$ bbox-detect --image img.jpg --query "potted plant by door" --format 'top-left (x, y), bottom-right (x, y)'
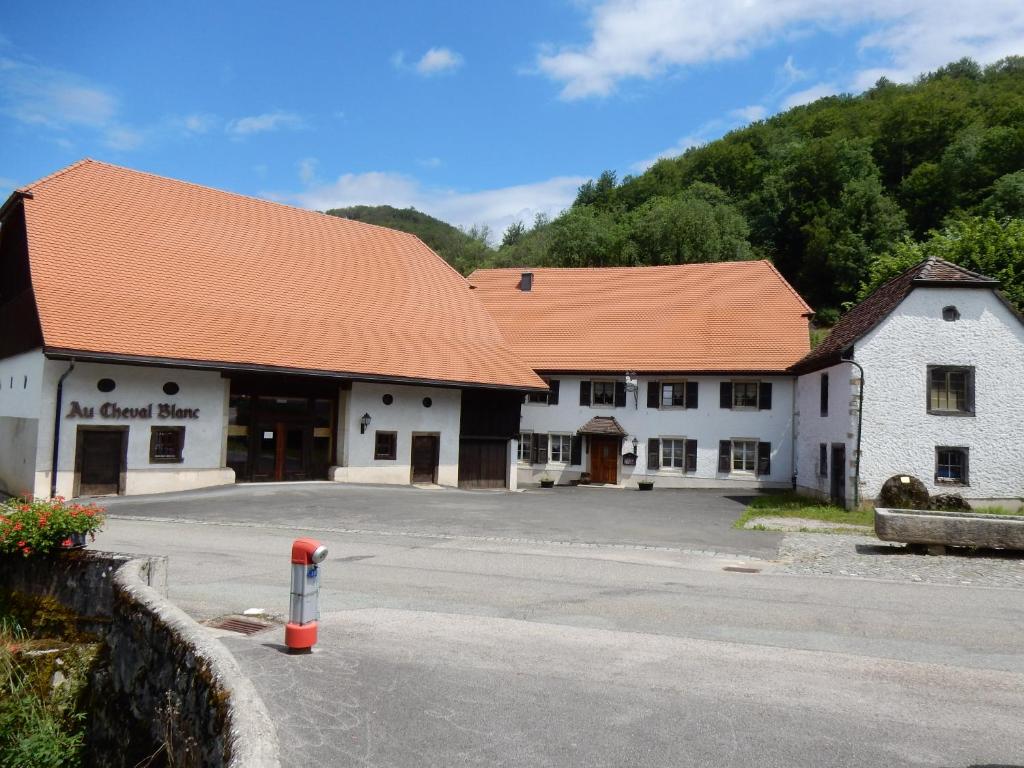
top-left (637, 477), bottom-right (655, 491)
top-left (539, 474), bottom-right (555, 489)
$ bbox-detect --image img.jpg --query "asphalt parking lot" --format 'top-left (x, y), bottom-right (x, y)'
top-left (99, 482), bottom-right (783, 558)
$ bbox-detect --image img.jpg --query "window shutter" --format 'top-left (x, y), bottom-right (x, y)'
top-left (720, 382), bottom-right (732, 409)
top-left (535, 433), bottom-right (549, 463)
top-left (579, 380), bottom-right (591, 406)
top-left (549, 379), bottom-right (560, 405)
top-left (647, 381), bottom-right (660, 408)
top-left (966, 368), bottom-right (975, 414)
top-left (685, 439), bottom-right (698, 472)
top-left (819, 443), bottom-right (828, 477)
top-left (718, 441), bottom-right (731, 472)
top-left (615, 381), bottom-right (627, 408)
top-left (570, 435), bottom-right (582, 466)
top-left (757, 442), bottom-right (771, 476)
top-left (647, 438), bottom-right (660, 470)
top-left (758, 382), bottom-right (773, 410)
top-left (685, 381), bottom-right (698, 409)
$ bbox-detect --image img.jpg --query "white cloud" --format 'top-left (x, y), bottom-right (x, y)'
top-left (730, 104), bottom-right (767, 123)
top-left (535, 0), bottom-right (1024, 99)
top-left (417, 157), bottom-right (443, 169)
top-left (0, 57), bottom-right (117, 128)
top-left (415, 47), bottom-right (464, 76)
top-left (104, 126), bottom-right (145, 151)
top-left (289, 171), bottom-right (586, 243)
top-left (226, 110), bottom-right (304, 137)
top-left (297, 157), bottom-right (319, 184)
top-left (781, 82), bottom-right (839, 109)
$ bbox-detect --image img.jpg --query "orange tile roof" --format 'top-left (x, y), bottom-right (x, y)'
top-left (14, 160), bottom-right (545, 390)
top-left (468, 262), bottom-right (812, 373)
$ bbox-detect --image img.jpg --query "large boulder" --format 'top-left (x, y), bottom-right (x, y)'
top-left (878, 475), bottom-right (931, 510)
top-left (930, 493), bottom-right (972, 512)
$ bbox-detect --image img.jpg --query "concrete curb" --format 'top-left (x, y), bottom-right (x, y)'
top-left (114, 559), bottom-right (281, 768)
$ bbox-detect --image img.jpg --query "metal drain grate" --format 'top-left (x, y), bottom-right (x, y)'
top-left (722, 566), bottom-right (761, 574)
top-left (209, 617), bottom-right (274, 636)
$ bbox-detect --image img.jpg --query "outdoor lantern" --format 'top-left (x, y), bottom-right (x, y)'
top-left (632, 437), bottom-right (639, 454)
top-left (360, 413), bottom-right (371, 434)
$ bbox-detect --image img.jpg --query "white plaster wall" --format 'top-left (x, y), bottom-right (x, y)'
top-left (794, 362), bottom-right (858, 503)
top-left (331, 382), bottom-right (461, 487)
top-left (517, 376), bottom-right (794, 488)
top-left (855, 287), bottom-right (1024, 503)
top-left (0, 349), bottom-right (45, 495)
top-left (35, 360), bottom-right (233, 498)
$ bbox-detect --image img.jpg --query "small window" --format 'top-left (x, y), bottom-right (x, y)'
top-left (382, 393), bottom-right (394, 405)
top-left (591, 381), bottom-right (615, 406)
top-left (661, 383), bottom-right (686, 408)
top-left (731, 440), bottom-right (757, 472)
top-left (661, 438), bottom-right (686, 469)
top-left (820, 373), bottom-right (829, 417)
top-left (150, 426), bottom-right (184, 463)
top-left (163, 381), bottom-right (180, 396)
top-left (550, 434), bottom-right (572, 463)
top-left (927, 366), bottom-right (974, 415)
top-left (819, 443), bottom-right (828, 477)
top-left (527, 378), bottom-right (559, 405)
top-left (518, 432), bottom-right (533, 463)
top-left (374, 431), bottom-right (397, 461)
top-left (97, 378), bottom-right (116, 393)
top-left (422, 397), bottom-right (432, 408)
top-left (732, 382), bottom-right (758, 409)
top-left (936, 447), bottom-right (968, 485)
top-left (942, 306), bottom-right (960, 322)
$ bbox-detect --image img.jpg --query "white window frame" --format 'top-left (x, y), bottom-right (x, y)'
top-left (731, 439), bottom-right (757, 473)
top-left (550, 433), bottom-right (572, 463)
top-left (518, 432), bottom-right (533, 464)
top-left (591, 380), bottom-right (616, 407)
top-left (660, 437), bottom-right (687, 470)
top-left (660, 381), bottom-right (688, 409)
top-left (732, 381), bottom-right (759, 410)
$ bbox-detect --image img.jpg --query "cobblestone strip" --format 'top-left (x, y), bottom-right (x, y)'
top-left (775, 532), bottom-right (1024, 589)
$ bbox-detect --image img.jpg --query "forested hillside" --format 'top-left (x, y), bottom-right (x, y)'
top-left (330, 57), bottom-right (1024, 316)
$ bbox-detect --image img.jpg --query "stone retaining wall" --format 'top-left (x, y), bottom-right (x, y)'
top-left (0, 550), bottom-right (280, 768)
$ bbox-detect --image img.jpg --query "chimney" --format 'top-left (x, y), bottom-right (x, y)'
top-left (519, 271), bottom-right (534, 292)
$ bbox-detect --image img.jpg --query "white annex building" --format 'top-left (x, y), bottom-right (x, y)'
top-left (2, 160), bottom-right (1022, 507)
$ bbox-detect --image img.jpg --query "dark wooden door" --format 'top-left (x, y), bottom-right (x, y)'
top-left (830, 445), bottom-right (846, 507)
top-left (590, 436), bottom-right (619, 484)
top-left (411, 435), bottom-right (439, 484)
top-left (458, 439), bottom-right (507, 489)
top-left (77, 428), bottom-right (126, 496)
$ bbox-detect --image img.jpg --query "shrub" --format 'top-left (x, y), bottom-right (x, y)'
top-left (0, 497), bottom-right (105, 557)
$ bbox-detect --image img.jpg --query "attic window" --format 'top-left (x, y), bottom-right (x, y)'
top-left (942, 306), bottom-right (960, 322)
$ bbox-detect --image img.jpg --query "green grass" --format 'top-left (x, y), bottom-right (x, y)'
top-left (971, 505), bottom-right (1021, 516)
top-left (734, 492), bottom-right (874, 530)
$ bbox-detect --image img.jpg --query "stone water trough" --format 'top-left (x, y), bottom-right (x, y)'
top-left (875, 507), bottom-right (1024, 551)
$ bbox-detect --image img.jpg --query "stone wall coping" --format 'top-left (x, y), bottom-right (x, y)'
top-left (114, 558), bottom-right (281, 768)
top-left (875, 507), bottom-right (1024, 522)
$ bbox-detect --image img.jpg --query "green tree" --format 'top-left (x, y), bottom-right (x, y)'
top-left (546, 206), bottom-right (628, 267)
top-left (501, 220), bottom-right (526, 248)
top-left (860, 217), bottom-right (1024, 310)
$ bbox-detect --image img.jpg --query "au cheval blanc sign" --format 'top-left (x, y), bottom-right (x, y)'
top-left (65, 401), bottom-right (200, 420)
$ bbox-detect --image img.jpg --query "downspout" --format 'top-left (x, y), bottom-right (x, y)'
top-left (50, 359), bottom-right (75, 499)
top-left (841, 356), bottom-right (865, 509)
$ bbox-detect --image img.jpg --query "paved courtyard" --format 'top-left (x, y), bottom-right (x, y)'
top-left (93, 482), bottom-right (1024, 768)
top-left (100, 482), bottom-right (782, 558)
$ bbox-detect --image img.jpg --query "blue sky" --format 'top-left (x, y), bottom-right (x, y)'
top-left (2, 1), bottom-right (1023, 240)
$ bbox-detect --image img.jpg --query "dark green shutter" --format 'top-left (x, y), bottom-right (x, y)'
top-left (614, 381), bottom-right (627, 407)
top-left (535, 434), bottom-right (548, 464)
top-left (718, 440), bottom-right (731, 473)
top-left (647, 381), bottom-right (660, 408)
top-left (720, 382), bottom-right (732, 409)
top-left (758, 382), bottom-right (773, 410)
top-left (549, 379), bottom-right (560, 405)
top-left (579, 380), bottom-right (591, 406)
top-left (966, 368), bottom-right (975, 414)
top-left (685, 381), bottom-right (698, 409)
top-left (530, 435), bottom-right (539, 464)
top-left (757, 442), bottom-right (771, 476)
top-left (684, 439), bottom-right (697, 472)
top-left (647, 438), bottom-right (660, 470)
top-left (819, 443), bottom-right (828, 477)
top-left (570, 435), bottom-right (582, 466)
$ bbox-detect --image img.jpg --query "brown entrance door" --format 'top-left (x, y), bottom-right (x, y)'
top-left (76, 428), bottom-right (127, 496)
top-left (411, 435), bottom-right (439, 484)
top-left (256, 422), bottom-right (309, 481)
top-left (458, 438), bottom-right (507, 489)
top-left (830, 445), bottom-right (846, 507)
top-left (590, 436), bottom-right (619, 484)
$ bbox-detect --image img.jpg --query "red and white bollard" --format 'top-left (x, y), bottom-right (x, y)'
top-left (285, 538), bottom-right (328, 653)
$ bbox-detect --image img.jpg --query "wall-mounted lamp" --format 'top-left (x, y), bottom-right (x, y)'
top-left (631, 437), bottom-right (638, 454)
top-left (360, 413), bottom-right (371, 434)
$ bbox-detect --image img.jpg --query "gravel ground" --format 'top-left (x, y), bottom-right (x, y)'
top-left (776, 532), bottom-right (1024, 589)
top-left (744, 516), bottom-right (872, 533)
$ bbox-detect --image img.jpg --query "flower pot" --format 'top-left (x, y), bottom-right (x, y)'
top-left (62, 532), bottom-right (88, 549)
top-left (637, 481), bottom-right (654, 491)
top-left (540, 479), bottom-right (555, 489)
